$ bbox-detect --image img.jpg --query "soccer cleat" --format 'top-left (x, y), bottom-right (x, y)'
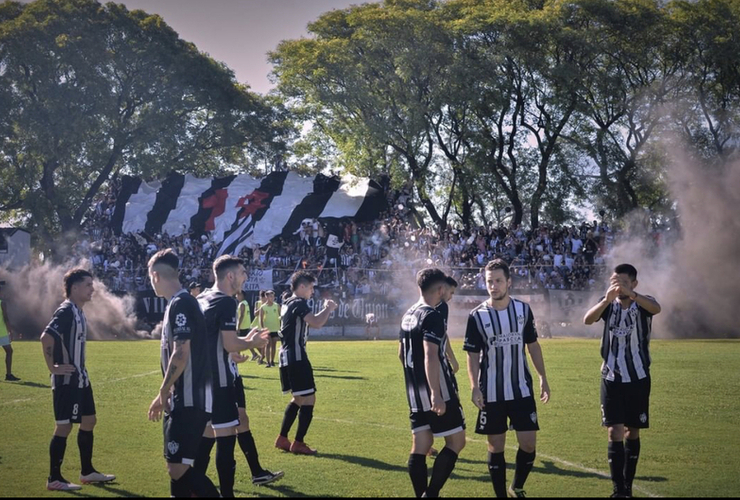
top-left (47, 480), bottom-right (82, 491)
top-left (250, 353), bottom-right (259, 361)
top-left (5, 374), bottom-right (20, 381)
top-left (609, 492), bottom-right (627, 498)
top-left (79, 471), bottom-right (116, 484)
top-left (426, 446), bottom-right (438, 457)
top-left (508, 485), bottom-right (527, 498)
top-left (252, 470), bottom-right (284, 486)
top-left (289, 440), bottom-right (317, 455)
top-left (274, 435), bottom-right (292, 452)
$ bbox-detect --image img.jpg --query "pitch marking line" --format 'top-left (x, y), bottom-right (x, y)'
top-left (1, 370), bottom-right (160, 407)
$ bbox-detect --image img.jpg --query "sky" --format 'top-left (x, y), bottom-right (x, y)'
top-left (115, 0), bottom-right (364, 94)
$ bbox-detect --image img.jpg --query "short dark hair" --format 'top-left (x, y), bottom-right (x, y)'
top-left (416, 268), bottom-right (447, 293)
top-left (148, 248), bottom-right (179, 271)
top-left (614, 263), bottom-right (637, 280)
top-left (259, 290), bottom-right (267, 299)
top-left (290, 270), bottom-right (316, 291)
top-left (485, 259), bottom-right (510, 280)
top-left (445, 275), bottom-right (458, 288)
top-left (63, 268), bottom-right (93, 299)
top-left (213, 255), bottom-right (243, 280)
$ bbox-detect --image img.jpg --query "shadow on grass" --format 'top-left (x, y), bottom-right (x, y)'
top-left (314, 374), bottom-right (366, 381)
top-left (317, 452), bottom-right (406, 473)
top-left (312, 367), bottom-right (360, 374)
top-left (237, 483), bottom-right (337, 498)
top-left (451, 459), bottom-right (668, 484)
top-left (84, 482), bottom-right (140, 498)
top-left (7, 380), bottom-right (49, 389)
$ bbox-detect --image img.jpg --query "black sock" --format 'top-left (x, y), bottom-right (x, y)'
top-left (216, 435), bottom-right (237, 497)
top-left (513, 448), bottom-right (536, 489)
top-left (180, 467), bottom-right (220, 498)
top-left (238, 430), bottom-right (264, 476)
top-left (294, 405), bottom-right (314, 443)
top-left (280, 403), bottom-right (300, 438)
top-left (193, 437), bottom-right (216, 476)
top-left (624, 438), bottom-right (641, 493)
top-left (407, 453), bottom-right (428, 498)
top-left (425, 447), bottom-right (458, 498)
top-left (78, 430), bottom-right (96, 476)
top-left (488, 451), bottom-right (507, 498)
top-left (49, 435), bottom-right (67, 482)
top-left (608, 441), bottom-right (626, 494)
top-left (170, 476), bottom-right (191, 498)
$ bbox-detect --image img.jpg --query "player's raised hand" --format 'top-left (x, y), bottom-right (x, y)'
top-left (324, 299), bottom-right (338, 312)
top-left (605, 283), bottom-right (621, 302)
top-left (246, 327), bottom-right (269, 348)
top-left (230, 352), bottom-right (249, 364)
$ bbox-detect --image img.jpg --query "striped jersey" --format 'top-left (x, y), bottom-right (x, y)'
top-left (197, 289), bottom-right (239, 389)
top-left (399, 302), bottom-right (458, 413)
top-left (599, 298), bottom-right (655, 383)
top-left (279, 296), bottom-right (311, 366)
top-left (43, 301), bottom-right (90, 390)
top-left (436, 301), bottom-right (449, 332)
top-left (463, 298), bottom-right (538, 403)
top-left (161, 290), bottom-right (211, 413)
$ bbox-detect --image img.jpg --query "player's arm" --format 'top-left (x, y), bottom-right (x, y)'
top-left (40, 332), bottom-right (76, 376)
top-left (259, 307), bottom-right (265, 328)
top-left (445, 340), bottom-right (459, 374)
top-left (423, 340), bottom-right (446, 416)
top-left (526, 341), bottom-right (550, 403)
top-left (149, 339), bottom-right (190, 421)
top-left (463, 314), bottom-right (484, 409)
top-left (398, 342), bottom-right (404, 363)
top-left (222, 328), bottom-right (269, 353)
top-left (630, 292), bottom-right (661, 315)
top-left (304, 300), bottom-right (338, 328)
top-left (584, 285), bottom-right (620, 324)
top-left (237, 302), bottom-right (246, 328)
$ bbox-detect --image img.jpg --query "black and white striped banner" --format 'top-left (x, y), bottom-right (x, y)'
top-left (111, 171), bottom-right (387, 255)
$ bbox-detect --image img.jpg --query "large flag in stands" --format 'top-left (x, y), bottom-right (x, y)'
top-left (111, 171), bottom-right (387, 256)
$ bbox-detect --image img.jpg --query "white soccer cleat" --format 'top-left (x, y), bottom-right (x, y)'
top-left (79, 471), bottom-right (116, 484)
top-left (47, 480), bottom-right (82, 491)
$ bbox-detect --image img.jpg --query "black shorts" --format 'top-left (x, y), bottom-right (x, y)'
top-left (601, 376), bottom-right (651, 428)
top-left (53, 384), bottom-right (96, 425)
top-left (280, 360), bottom-right (316, 396)
top-left (211, 383), bottom-right (240, 429)
top-left (475, 397), bottom-right (540, 435)
top-left (410, 397), bottom-right (466, 438)
top-left (234, 376), bottom-right (246, 410)
top-left (163, 408), bottom-right (210, 465)
top-left (269, 331), bottom-right (280, 339)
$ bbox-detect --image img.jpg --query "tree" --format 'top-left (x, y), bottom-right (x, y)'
top-left (0, 0), bottom-right (287, 257)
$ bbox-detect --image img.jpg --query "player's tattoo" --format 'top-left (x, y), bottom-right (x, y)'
top-left (45, 345), bottom-right (53, 359)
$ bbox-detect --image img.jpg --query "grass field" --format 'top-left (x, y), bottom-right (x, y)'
top-left (1, 338), bottom-right (739, 498)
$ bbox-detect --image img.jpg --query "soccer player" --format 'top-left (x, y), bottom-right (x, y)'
top-left (274, 271), bottom-right (337, 455)
top-left (40, 269), bottom-right (115, 491)
top-left (188, 281), bottom-right (202, 298)
top-left (0, 281), bottom-right (20, 381)
top-left (259, 290), bottom-right (281, 368)
top-left (193, 256), bottom-right (282, 496)
top-left (147, 250), bottom-right (219, 498)
top-left (464, 259), bottom-right (551, 498)
top-left (400, 268), bottom-right (466, 498)
top-left (427, 274), bottom-right (460, 458)
top-left (584, 263), bottom-right (661, 498)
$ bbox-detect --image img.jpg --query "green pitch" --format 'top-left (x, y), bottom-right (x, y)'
top-left (1, 339), bottom-right (739, 497)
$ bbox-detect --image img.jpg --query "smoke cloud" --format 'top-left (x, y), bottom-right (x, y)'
top-left (0, 260), bottom-right (151, 340)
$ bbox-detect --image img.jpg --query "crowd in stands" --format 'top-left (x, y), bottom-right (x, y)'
top-left (70, 178), bottom-right (671, 298)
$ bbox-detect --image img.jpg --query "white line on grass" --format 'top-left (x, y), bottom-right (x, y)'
top-left (0, 370), bottom-right (160, 407)
top-left (254, 410), bottom-right (662, 498)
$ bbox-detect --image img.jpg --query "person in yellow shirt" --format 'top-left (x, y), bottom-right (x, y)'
top-left (259, 291), bottom-right (281, 368)
top-left (236, 290), bottom-right (261, 363)
top-left (0, 281), bottom-right (20, 381)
